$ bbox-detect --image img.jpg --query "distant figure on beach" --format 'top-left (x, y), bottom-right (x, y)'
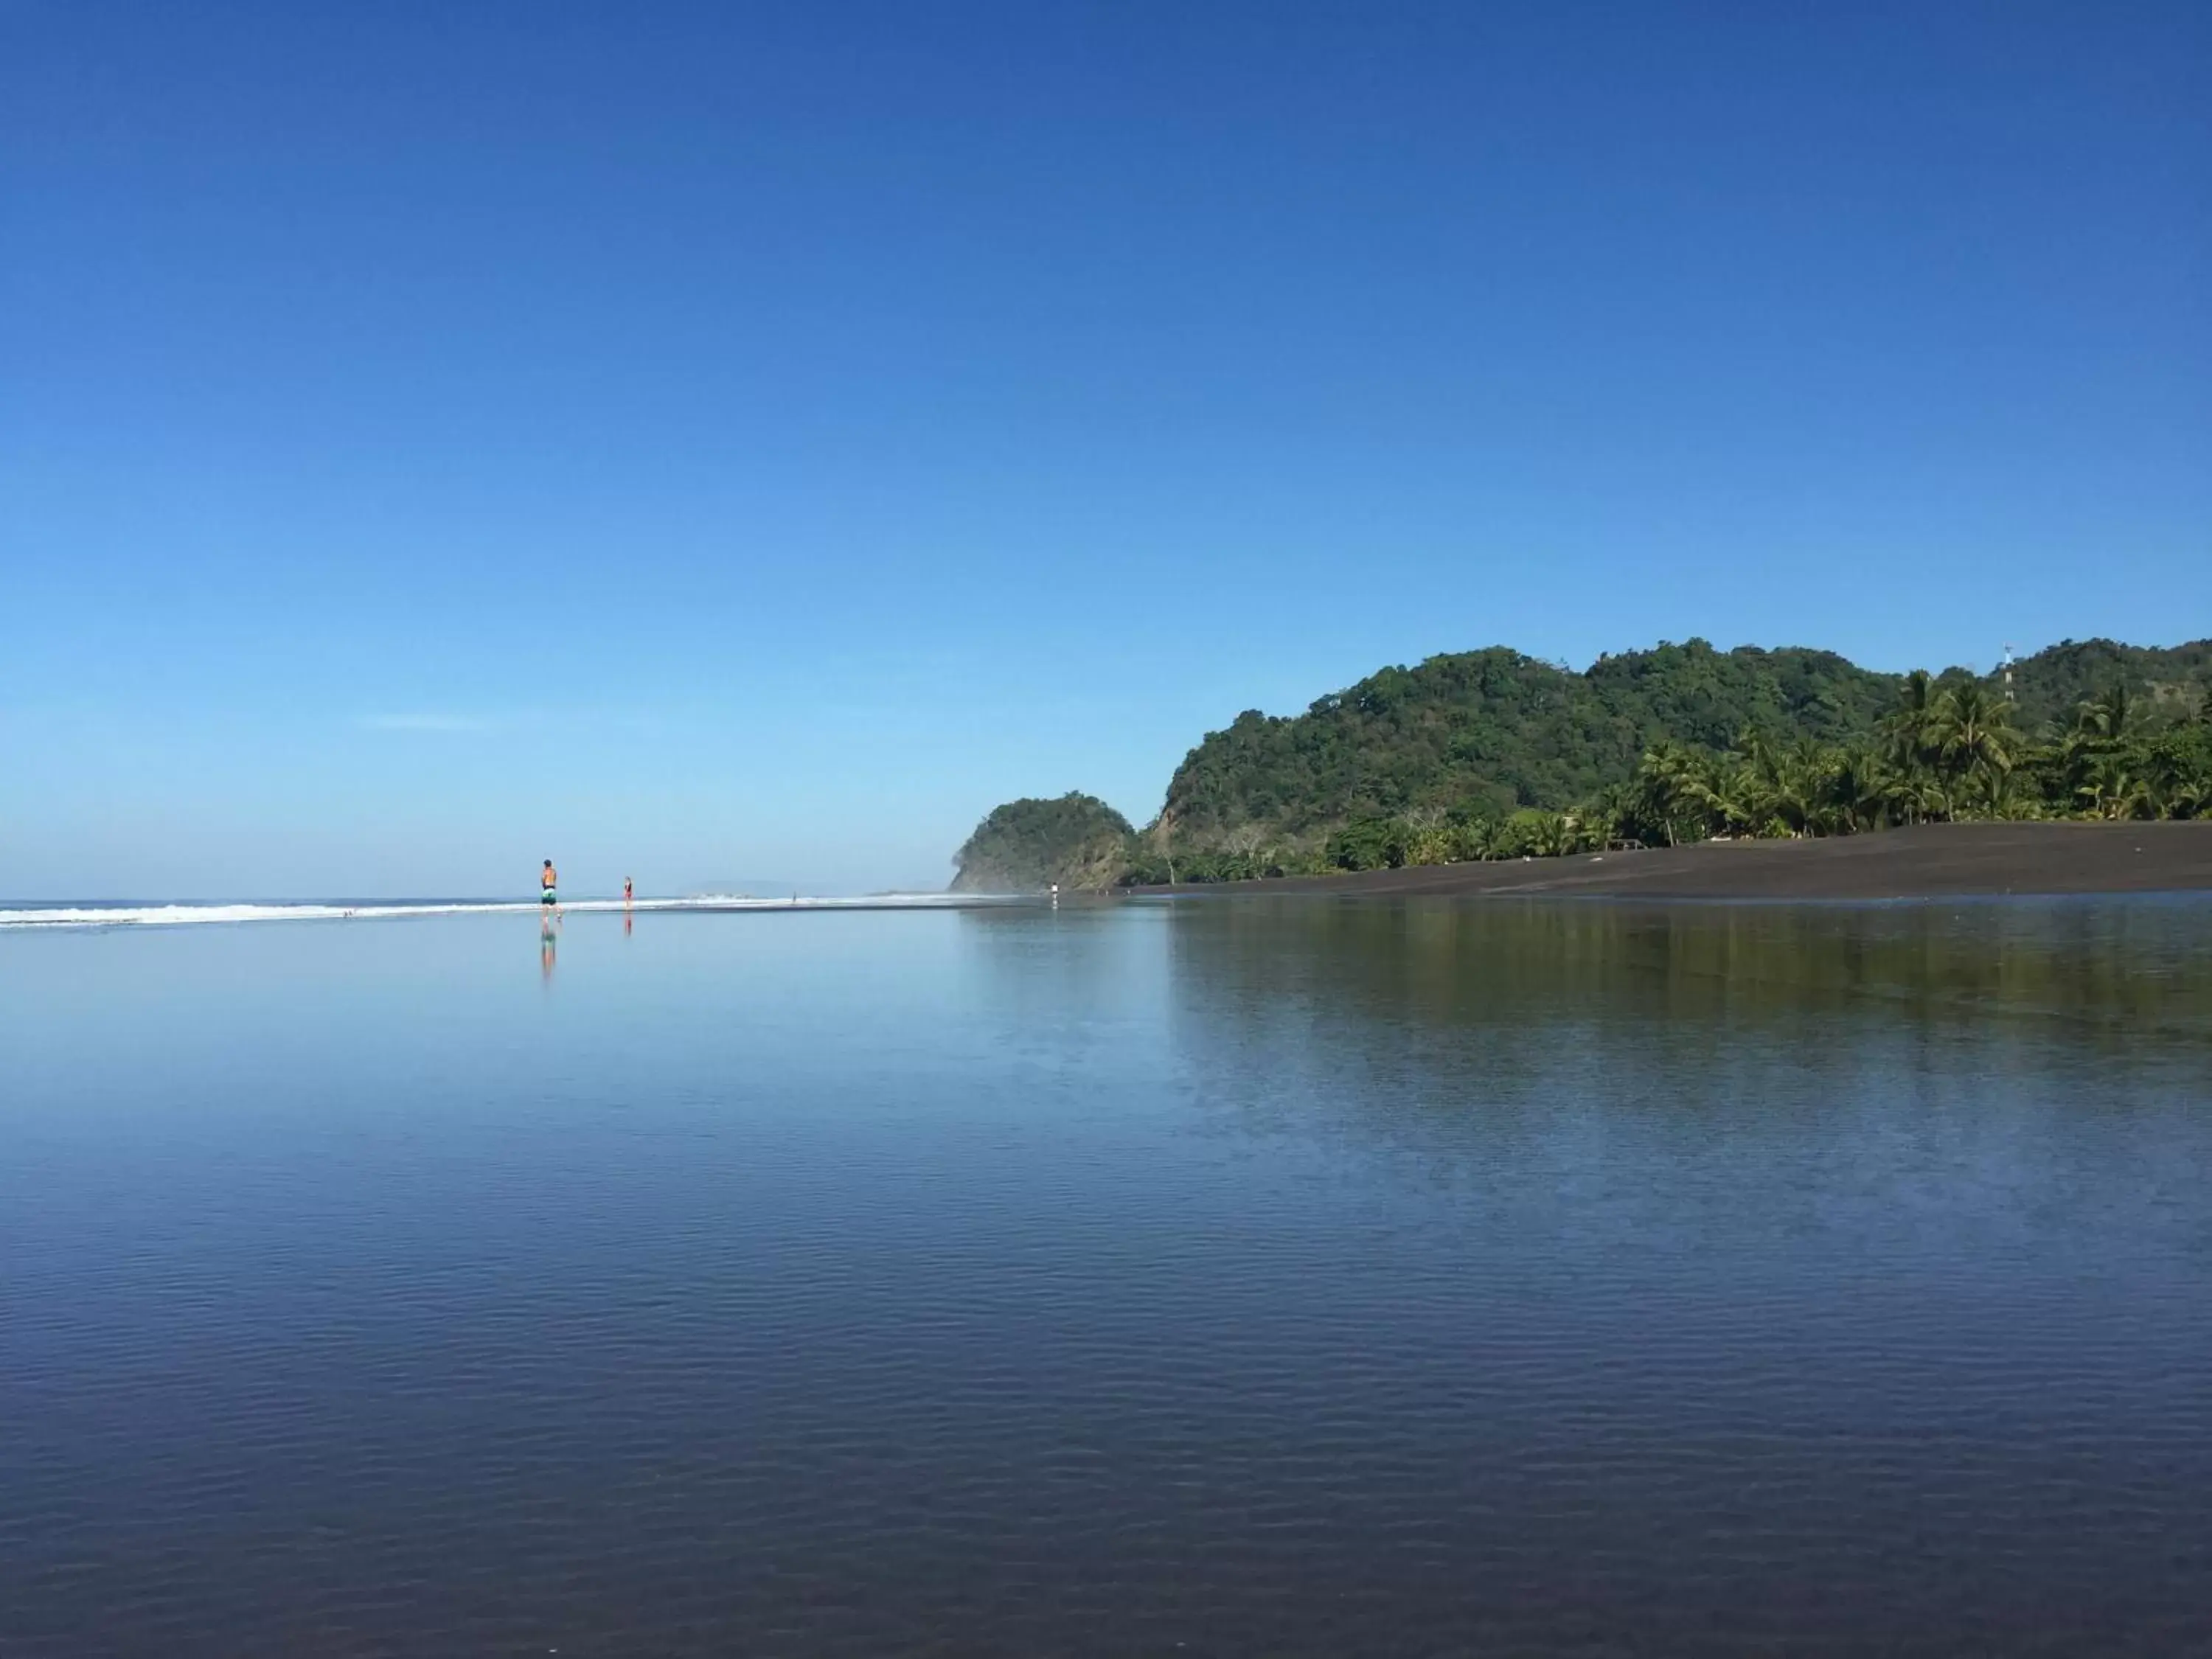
top-left (541, 859), bottom-right (559, 914)
top-left (624, 876), bottom-right (633, 905)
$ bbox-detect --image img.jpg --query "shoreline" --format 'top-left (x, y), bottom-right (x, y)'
top-left (0, 894), bottom-right (1027, 930)
top-left (1133, 822), bottom-right (2212, 902)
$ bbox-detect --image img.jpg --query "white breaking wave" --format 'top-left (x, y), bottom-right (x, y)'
top-left (0, 894), bottom-right (1015, 930)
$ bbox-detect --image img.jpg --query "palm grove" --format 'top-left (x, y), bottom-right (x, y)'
top-left (950, 638), bottom-right (2212, 891)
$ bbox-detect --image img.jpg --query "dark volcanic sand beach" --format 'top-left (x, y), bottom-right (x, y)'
top-left (1144, 821), bottom-right (2212, 901)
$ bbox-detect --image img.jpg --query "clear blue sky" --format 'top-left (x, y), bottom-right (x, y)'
top-left (5, 1), bottom-right (2206, 897)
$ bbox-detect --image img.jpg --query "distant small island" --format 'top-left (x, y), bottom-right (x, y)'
top-left (950, 636), bottom-right (2212, 894)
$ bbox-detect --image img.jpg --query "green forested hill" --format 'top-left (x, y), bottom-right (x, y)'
top-left (947, 636), bottom-right (2212, 888)
top-left (950, 793), bottom-right (1133, 892)
top-left (1163, 641), bottom-right (1900, 834)
top-left (2003, 639), bottom-right (2212, 733)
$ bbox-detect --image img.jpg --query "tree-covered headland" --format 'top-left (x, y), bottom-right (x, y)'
top-left (950, 638), bottom-right (2212, 890)
top-left (950, 793), bottom-right (1134, 892)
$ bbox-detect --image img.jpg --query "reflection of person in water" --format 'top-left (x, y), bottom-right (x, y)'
top-left (540, 911), bottom-right (558, 980)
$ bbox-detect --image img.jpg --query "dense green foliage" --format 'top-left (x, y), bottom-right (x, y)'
top-left (1161, 641), bottom-right (1901, 835)
top-left (1291, 684), bottom-right (2212, 877)
top-left (950, 793), bottom-right (1133, 891)
top-left (2000, 638), bottom-right (2212, 733)
top-left (950, 638), bottom-right (2212, 888)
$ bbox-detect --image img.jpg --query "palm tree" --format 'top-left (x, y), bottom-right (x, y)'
top-left (1783, 737), bottom-right (1841, 836)
top-left (1582, 783), bottom-right (1638, 849)
top-left (1701, 749), bottom-right (1773, 838)
top-left (2076, 756), bottom-right (2153, 821)
top-left (1882, 669), bottom-right (1940, 771)
top-left (1902, 770), bottom-right (1956, 824)
top-left (1927, 684), bottom-right (2019, 796)
top-left (1737, 734), bottom-right (1826, 837)
top-left (2073, 681), bottom-right (2139, 744)
top-left (1635, 742), bottom-right (1700, 846)
top-left (2162, 775), bottom-right (2210, 820)
top-left (1829, 744), bottom-right (1895, 833)
top-left (1978, 763), bottom-right (2042, 821)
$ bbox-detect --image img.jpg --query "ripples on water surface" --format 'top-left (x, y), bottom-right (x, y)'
top-left (4, 899), bottom-right (2210, 1655)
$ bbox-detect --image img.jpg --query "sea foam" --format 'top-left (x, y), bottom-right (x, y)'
top-left (0, 895), bottom-right (1012, 930)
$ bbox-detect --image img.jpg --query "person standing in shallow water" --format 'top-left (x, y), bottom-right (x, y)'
top-left (624, 876), bottom-right (633, 905)
top-left (540, 858), bottom-right (559, 915)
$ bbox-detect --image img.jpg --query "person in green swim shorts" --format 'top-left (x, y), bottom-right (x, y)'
top-left (540, 858), bottom-right (559, 912)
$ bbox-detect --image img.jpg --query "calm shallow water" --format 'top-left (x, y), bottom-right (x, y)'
top-left (4, 898), bottom-right (2211, 1656)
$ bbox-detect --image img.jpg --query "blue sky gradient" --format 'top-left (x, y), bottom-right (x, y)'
top-left (5, 1), bottom-right (2207, 895)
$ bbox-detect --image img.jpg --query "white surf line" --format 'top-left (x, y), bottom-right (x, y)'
top-left (0, 902), bottom-right (533, 928)
top-left (0, 894), bottom-right (1024, 929)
